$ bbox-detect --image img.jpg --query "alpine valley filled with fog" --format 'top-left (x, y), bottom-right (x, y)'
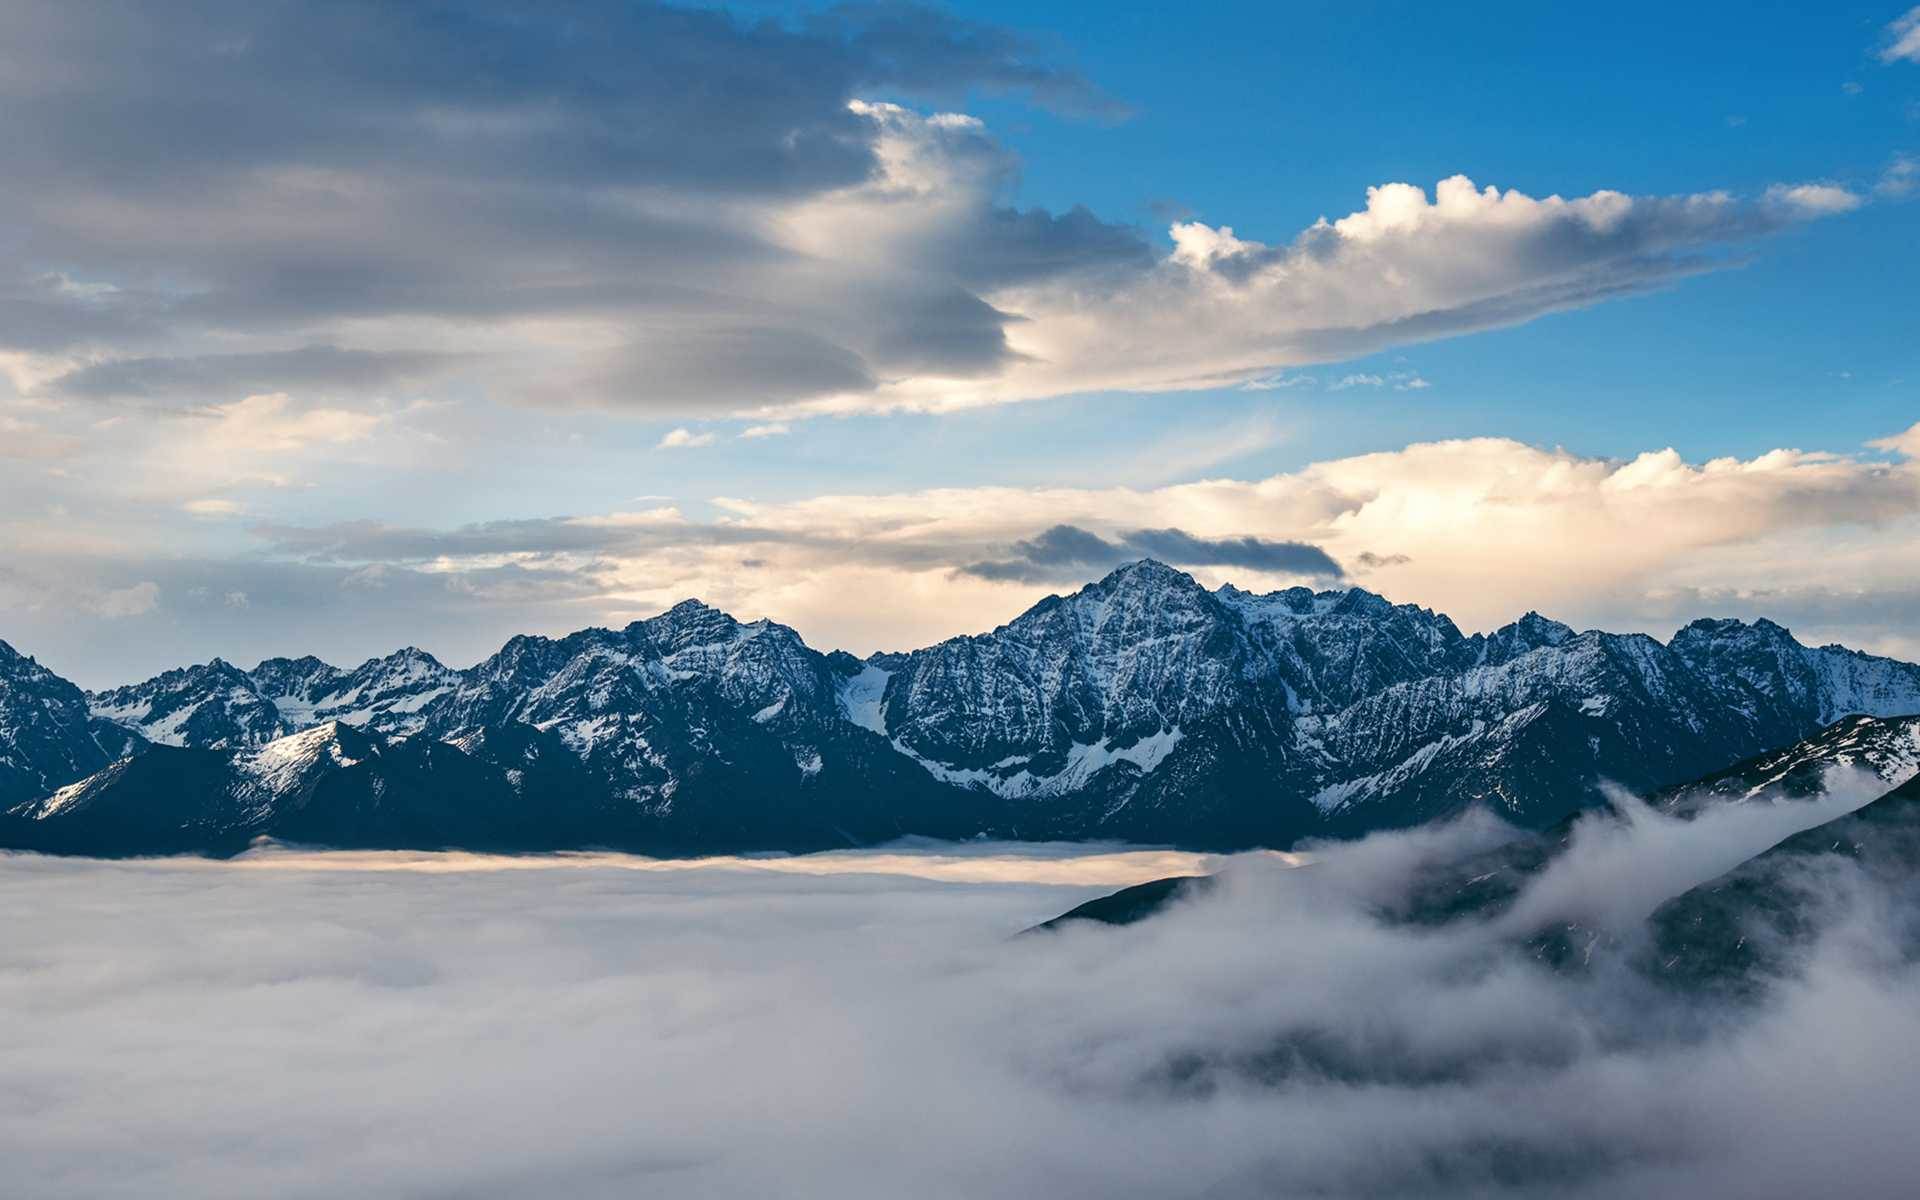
top-left (5, 1), bottom-right (1920, 1197)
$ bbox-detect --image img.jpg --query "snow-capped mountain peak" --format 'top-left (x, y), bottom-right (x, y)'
top-left (88, 658), bottom-right (292, 749)
top-left (0, 638), bottom-right (125, 808)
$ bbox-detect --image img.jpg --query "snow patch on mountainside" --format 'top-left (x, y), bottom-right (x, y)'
top-left (85, 694), bottom-right (174, 740)
top-left (753, 696), bottom-right (788, 723)
top-left (35, 776), bottom-right (98, 819)
top-left (838, 665), bottom-right (892, 735)
top-left (1307, 716), bottom-right (1506, 814)
top-left (895, 726), bottom-right (1183, 799)
top-left (234, 723), bottom-right (364, 801)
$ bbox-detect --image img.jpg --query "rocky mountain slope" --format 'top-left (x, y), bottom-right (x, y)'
top-left (1657, 712), bottom-right (1920, 810)
top-left (2, 722), bottom-right (572, 856)
top-left (1035, 715), bottom-right (1920, 967)
top-left (1638, 770), bottom-right (1920, 993)
top-left (0, 639), bottom-right (141, 810)
top-left (5, 561), bottom-right (1920, 855)
top-left (869, 561), bottom-right (1920, 843)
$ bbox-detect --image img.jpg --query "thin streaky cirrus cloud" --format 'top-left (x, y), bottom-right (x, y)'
top-left (1883, 5), bottom-right (1920, 63)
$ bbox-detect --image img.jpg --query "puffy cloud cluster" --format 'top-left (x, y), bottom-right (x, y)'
top-left (791, 168), bottom-right (1851, 416)
top-left (1763, 182), bottom-right (1865, 215)
top-left (3, 780), bottom-right (1918, 1198)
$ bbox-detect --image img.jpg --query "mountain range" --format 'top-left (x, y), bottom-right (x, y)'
top-left (1033, 713), bottom-right (1920, 999)
top-left (5, 560), bottom-right (1920, 857)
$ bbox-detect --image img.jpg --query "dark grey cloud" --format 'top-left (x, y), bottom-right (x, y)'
top-left (0, 0), bottom-right (1146, 411)
top-left (0, 271), bottom-right (166, 354)
top-left (0, 1), bottom-right (1119, 196)
top-left (1124, 528), bottom-right (1345, 575)
top-left (1354, 551), bottom-right (1413, 569)
top-left (814, 2), bottom-right (1131, 120)
top-left (576, 327), bottom-right (881, 412)
top-left (50, 346), bottom-right (468, 402)
top-left (961, 524), bottom-right (1120, 580)
top-left (853, 285), bottom-right (1027, 378)
top-left (962, 523), bottom-right (1344, 583)
top-left (0, 2), bottom-right (872, 197)
top-left (953, 205), bottom-right (1153, 290)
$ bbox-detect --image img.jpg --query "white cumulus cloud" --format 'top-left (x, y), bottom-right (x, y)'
top-left (1764, 182), bottom-right (1864, 216)
top-left (83, 580), bottom-right (159, 618)
top-left (657, 428), bottom-right (716, 449)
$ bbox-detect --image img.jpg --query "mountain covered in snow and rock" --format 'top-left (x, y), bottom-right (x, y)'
top-left (0, 640), bottom-right (141, 811)
top-left (4, 560), bottom-right (1920, 856)
top-left (87, 646), bottom-right (462, 748)
top-left (1032, 713), bottom-right (1920, 964)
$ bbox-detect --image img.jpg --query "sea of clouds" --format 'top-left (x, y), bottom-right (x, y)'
top-left (4, 784), bottom-right (1919, 1199)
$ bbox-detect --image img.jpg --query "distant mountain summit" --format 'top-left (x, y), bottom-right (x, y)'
top-left (88, 646), bottom-right (461, 747)
top-left (4, 561), bottom-right (1919, 855)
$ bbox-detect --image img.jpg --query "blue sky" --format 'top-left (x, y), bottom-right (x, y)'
top-left (0, 1), bottom-right (1916, 683)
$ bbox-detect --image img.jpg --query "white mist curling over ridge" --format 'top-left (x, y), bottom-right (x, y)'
top-left (1495, 770), bottom-right (1892, 937)
top-left (3, 780), bottom-right (1919, 1199)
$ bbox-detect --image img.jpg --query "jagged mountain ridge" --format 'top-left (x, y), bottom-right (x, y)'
top-left (1, 721), bottom-right (593, 855)
top-left (1657, 712), bottom-right (1920, 811)
top-left (5, 560), bottom-right (1920, 854)
top-left (0, 639), bottom-right (138, 808)
top-left (866, 561), bottom-right (1920, 840)
top-left (1033, 714), bottom-right (1920, 947)
top-left (88, 646), bottom-right (462, 748)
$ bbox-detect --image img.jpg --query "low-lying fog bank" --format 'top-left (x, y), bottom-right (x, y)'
top-left (4, 790), bottom-right (1917, 1199)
